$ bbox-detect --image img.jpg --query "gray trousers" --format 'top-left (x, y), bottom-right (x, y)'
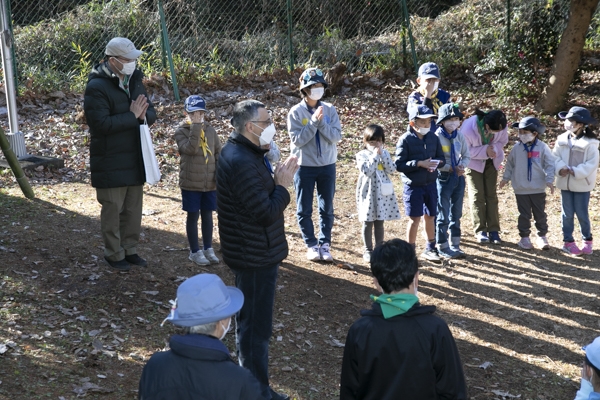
top-left (515, 193), bottom-right (548, 238)
top-left (96, 185), bottom-right (143, 261)
top-left (362, 220), bottom-right (385, 252)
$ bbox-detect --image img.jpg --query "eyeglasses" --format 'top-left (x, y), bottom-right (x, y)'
top-left (250, 110), bottom-right (273, 125)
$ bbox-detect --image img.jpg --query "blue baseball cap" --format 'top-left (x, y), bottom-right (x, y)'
top-left (299, 67), bottom-right (328, 90)
top-left (558, 106), bottom-right (598, 125)
top-left (584, 336), bottom-right (600, 370)
top-left (511, 117), bottom-right (546, 134)
top-left (184, 95), bottom-right (207, 113)
top-left (163, 274), bottom-right (243, 327)
top-left (436, 103), bottom-right (464, 124)
top-left (418, 62), bottom-right (440, 79)
top-left (408, 104), bottom-right (437, 121)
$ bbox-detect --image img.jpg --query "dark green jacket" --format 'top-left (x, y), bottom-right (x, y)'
top-left (84, 63), bottom-right (157, 188)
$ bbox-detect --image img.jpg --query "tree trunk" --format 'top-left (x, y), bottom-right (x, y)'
top-left (536, 0), bottom-right (600, 114)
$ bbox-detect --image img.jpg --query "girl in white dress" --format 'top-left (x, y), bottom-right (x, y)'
top-left (355, 125), bottom-right (401, 262)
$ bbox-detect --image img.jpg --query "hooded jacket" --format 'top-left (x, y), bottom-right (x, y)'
top-left (174, 122), bottom-right (222, 191)
top-left (216, 132), bottom-right (290, 270)
top-left (461, 115), bottom-right (508, 173)
top-left (340, 302), bottom-right (467, 400)
top-left (84, 63), bottom-right (157, 188)
top-left (552, 131), bottom-right (599, 192)
top-left (394, 127), bottom-right (446, 186)
top-left (138, 334), bottom-right (265, 400)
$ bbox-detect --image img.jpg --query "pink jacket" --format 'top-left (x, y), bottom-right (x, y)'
top-left (461, 115), bottom-right (508, 173)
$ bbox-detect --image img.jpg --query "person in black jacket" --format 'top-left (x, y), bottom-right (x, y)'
top-left (138, 273), bottom-right (266, 400)
top-left (84, 37), bottom-right (157, 271)
top-left (216, 100), bottom-right (298, 400)
top-left (395, 105), bottom-right (446, 263)
top-left (340, 238), bottom-right (467, 400)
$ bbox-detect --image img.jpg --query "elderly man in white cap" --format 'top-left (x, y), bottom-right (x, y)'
top-left (138, 273), bottom-right (266, 399)
top-left (84, 37), bottom-right (156, 271)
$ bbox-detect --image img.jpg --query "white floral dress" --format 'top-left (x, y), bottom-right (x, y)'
top-left (355, 148), bottom-right (401, 222)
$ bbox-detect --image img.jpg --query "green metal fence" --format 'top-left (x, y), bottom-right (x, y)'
top-left (7, 0), bottom-right (598, 94)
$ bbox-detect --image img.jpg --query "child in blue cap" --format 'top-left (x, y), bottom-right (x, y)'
top-left (500, 117), bottom-right (555, 250)
top-left (174, 95), bottom-right (222, 266)
top-left (553, 106), bottom-right (599, 256)
top-left (407, 62), bottom-right (452, 130)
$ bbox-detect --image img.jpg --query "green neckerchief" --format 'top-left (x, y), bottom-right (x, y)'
top-left (476, 117), bottom-right (493, 145)
top-left (370, 293), bottom-right (419, 319)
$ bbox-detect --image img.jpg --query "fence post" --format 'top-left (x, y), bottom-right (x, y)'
top-left (506, 0), bottom-right (511, 51)
top-left (287, 0), bottom-right (294, 71)
top-left (400, 0), bottom-right (419, 75)
top-left (158, 0), bottom-right (180, 101)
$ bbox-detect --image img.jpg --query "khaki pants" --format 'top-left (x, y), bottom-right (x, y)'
top-left (96, 185), bottom-right (143, 261)
top-left (466, 159), bottom-right (500, 234)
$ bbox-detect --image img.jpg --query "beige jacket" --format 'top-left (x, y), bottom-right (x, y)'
top-left (174, 122), bottom-right (222, 191)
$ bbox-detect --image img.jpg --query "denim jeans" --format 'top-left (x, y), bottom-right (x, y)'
top-left (561, 190), bottom-right (592, 242)
top-left (234, 265), bottom-right (279, 399)
top-left (436, 172), bottom-right (466, 245)
top-left (294, 164), bottom-right (336, 247)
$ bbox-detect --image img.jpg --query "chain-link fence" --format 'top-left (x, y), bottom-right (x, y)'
top-left (7, 0), bottom-right (599, 93)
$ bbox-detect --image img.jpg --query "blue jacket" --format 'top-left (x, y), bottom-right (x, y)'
top-left (395, 127), bottom-right (446, 186)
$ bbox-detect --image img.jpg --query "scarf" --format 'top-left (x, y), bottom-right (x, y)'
top-left (198, 128), bottom-right (213, 164)
top-left (522, 138), bottom-right (537, 182)
top-left (440, 126), bottom-right (459, 172)
top-left (476, 117), bottom-right (493, 145)
top-left (418, 88), bottom-right (444, 114)
top-left (306, 102), bottom-right (322, 158)
top-left (370, 293), bottom-right (419, 319)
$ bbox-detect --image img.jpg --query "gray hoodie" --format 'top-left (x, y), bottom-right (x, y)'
top-left (503, 139), bottom-right (555, 195)
top-left (287, 99), bottom-right (342, 166)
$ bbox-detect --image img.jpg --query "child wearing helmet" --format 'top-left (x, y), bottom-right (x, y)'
top-left (500, 117), bottom-right (555, 250)
top-left (174, 95), bottom-right (222, 266)
top-left (287, 67), bottom-right (342, 262)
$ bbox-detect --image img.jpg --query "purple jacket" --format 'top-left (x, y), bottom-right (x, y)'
top-left (461, 115), bottom-right (508, 173)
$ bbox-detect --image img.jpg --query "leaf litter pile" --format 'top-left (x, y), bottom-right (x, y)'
top-left (0, 68), bottom-right (599, 399)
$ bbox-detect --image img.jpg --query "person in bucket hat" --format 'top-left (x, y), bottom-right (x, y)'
top-left (553, 106), bottom-right (599, 256)
top-left (288, 67), bottom-right (342, 263)
top-left (174, 95), bottom-right (222, 267)
top-left (574, 336), bottom-right (600, 400)
top-left (500, 117), bottom-right (555, 251)
top-left (138, 274), bottom-right (266, 399)
top-left (434, 103), bottom-right (471, 259)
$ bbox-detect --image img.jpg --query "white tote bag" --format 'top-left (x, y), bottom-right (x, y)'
top-left (140, 119), bottom-right (161, 185)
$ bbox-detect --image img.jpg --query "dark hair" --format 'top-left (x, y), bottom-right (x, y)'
top-left (569, 118), bottom-right (598, 139)
top-left (475, 109), bottom-right (507, 131)
top-left (363, 124), bottom-right (385, 144)
top-left (370, 239), bottom-right (418, 293)
top-left (585, 355), bottom-right (600, 388)
top-left (231, 100), bottom-right (264, 134)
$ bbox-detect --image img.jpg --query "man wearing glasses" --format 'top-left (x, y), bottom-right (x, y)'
top-left (84, 37), bottom-right (156, 271)
top-left (217, 100), bottom-right (298, 400)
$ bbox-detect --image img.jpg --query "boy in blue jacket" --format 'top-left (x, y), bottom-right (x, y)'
top-left (395, 105), bottom-right (446, 262)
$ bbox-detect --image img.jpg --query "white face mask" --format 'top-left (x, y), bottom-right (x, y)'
top-left (308, 87), bottom-right (324, 101)
top-left (443, 121), bottom-right (460, 132)
top-left (251, 122), bottom-right (277, 146)
top-left (219, 318), bottom-right (231, 340)
top-left (418, 127), bottom-right (430, 135)
top-left (366, 144), bottom-right (377, 152)
top-left (118, 60), bottom-right (136, 76)
top-left (519, 133), bottom-right (535, 144)
top-left (564, 119), bottom-right (579, 133)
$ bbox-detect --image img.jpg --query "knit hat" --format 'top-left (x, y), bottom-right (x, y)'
top-left (105, 37), bottom-right (142, 59)
top-left (511, 117), bottom-right (546, 134)
top-left (436, 103), bottom-right (464, 124)
top-left (299, 67), bottom-right (328, 90)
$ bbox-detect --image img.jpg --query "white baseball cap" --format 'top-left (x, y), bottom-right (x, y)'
top-left (105, 37), bottom-right (143, 59)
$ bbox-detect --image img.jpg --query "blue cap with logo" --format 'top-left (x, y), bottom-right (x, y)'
top-left (418, 62), bottom-right (440, 79)
top-left (184, 95), bottom-right (207, 113)
top-left (436, 103), bottom-right (464, 124)
top-left (408, 104), bottom-right (437, 121)
top-left (299, 67), bottom-right (328, 90)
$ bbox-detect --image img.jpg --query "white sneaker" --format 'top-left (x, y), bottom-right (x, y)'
top-left (203, 248), bottom-right (220, 264)
top-left (306, 246), bottom-right (321, 261)
top-left (319, 243), bottom-right (334, 263)
top-left (189, 251), bottom-right (210, 265)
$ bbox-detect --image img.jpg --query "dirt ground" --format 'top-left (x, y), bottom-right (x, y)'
top-left (1, 70), bottom-right (599, 399)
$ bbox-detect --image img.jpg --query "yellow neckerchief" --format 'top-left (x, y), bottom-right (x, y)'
top-left (186, 119), bottom-right (212, 164)
top-left (418, 87), bottom-right (444, 114)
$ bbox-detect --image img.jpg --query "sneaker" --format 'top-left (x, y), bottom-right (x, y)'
top-left (125, 254), bottom-right (147, 267)
top-left (437, 245), bottom-right (460, 259)
top-left (104, 256), bottom-right (131, 271)
top-left (269, 388), bottom-right (290, 400)
top-left (363, 250), bottom-right (372, 262)
top-left (189, 251), bottom-right (210, 265)
top-left (562, 241), bottom-right (582, 256)
top-left (517, 237), bottom-right (533, 250)
top-left (489, 231), bottom-right (502, 244)
top-left (203, 248), bottom-right (220, 264)
top-left (582, 240), bottom-right (593, 255)
top-left (319, 243), bottom-right (334, 263)
top-left (421, 248), bottom-right (442, 263)
top-left (306, 246), bottom-right (321, 261)
top-left (450, 238), bottom-right (466, 258)
top-left (536, 236), bottom-right (550, 250)
top-left (476, 232), bottom-right (490, 243)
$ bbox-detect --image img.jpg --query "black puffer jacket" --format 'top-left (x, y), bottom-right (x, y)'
top-left (216, 132), bottom-right (290, 270)
top-left (84, 63), bottom-right (157, 188)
